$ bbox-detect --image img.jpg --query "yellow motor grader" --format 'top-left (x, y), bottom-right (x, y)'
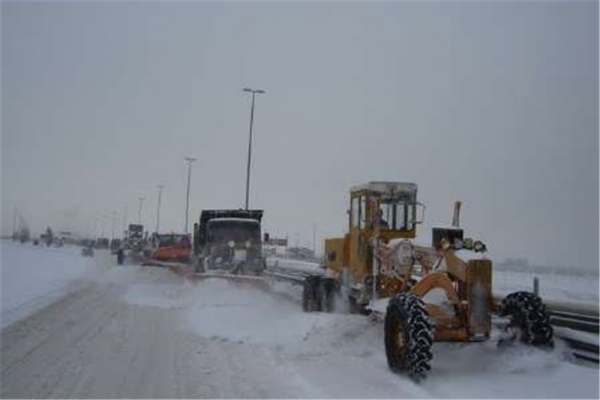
top-left (304, 181), bottom-right (553, 380)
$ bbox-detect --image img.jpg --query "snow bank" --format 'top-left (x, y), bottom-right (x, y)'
top-left (0, 241), bottom-right (98, 328)
top-left (185, 278), bottom-right (333, 345)
top-left (117, 267), bottom-right (598, 398)
top-left (266, 257), bottom-right (323, 275)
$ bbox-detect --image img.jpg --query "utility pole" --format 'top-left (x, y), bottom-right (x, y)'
top-left (111, 211), bottom-right (116, 240)
top-left (156, 184), bottom-right (164, 234)
top-left (99, 215), bottom-right (106, 237)
top-left (138, 197), bottom-right (145, 225)
top-left (12, 206), bottom-right (17, 239)
top-left (312, 223), bottom-right (317, 256)
top-left (242, 87), bottom-right (266, 210)
top-left (122, 204), bottom-right (128, 235)
top-left (184, 157), bottom-right (196, 233)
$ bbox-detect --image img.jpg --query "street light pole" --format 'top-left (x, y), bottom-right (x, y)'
top-left (122, 204), bottom-right (128, 235)
top-left (184, 157), bottom-right (196, 233)
top-left (138, 197), bottom-right (145, 225)
top-left (156, 184), bottom-right (164, 234)
top-left (111, 211), bottom-right (116, 240)
top-left (243, 87), bottom-right (265, 210)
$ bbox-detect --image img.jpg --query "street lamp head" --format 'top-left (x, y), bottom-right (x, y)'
top-left (184, 157), bottom-right (197, 163)
top-left (243, 88), bottom-right (265, 94)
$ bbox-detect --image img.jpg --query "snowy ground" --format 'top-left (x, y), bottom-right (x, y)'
top-left (1, 241), bottom-right (598, 398)
top-left (0, 242), bottom-right (107, 328)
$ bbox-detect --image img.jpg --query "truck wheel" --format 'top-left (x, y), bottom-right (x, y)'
top-left (499, 291), bottom-right (554, 347)
top-left (385, 293), bottom-right (433, 381)
top-left (302, 276), bottom-right (321, 312)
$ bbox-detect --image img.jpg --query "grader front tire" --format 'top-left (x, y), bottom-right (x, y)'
top-left (385, 293), bottom-right (433, 381)
top-left (500, 291), bottom-right (554, 347)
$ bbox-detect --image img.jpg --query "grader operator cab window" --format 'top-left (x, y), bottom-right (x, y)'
top-left (351, 197), bottom-right (359, 228)
top-left (350, 195), bottom-right (368, 229)
top-left (359, 196), bottom-right (367, 229)
top-left (379, 200), bottom-right (414, 231)
top-left (349, 182), bottom-right (423, 233)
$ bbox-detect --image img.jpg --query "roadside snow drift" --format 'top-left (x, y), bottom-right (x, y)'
top-left (0, 241), bottom-right (100, 328)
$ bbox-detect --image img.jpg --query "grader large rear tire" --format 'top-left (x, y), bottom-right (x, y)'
top-left (385, 293), bottom-right (433, 381)
top-left (499, 291), bottom-right (554, 347)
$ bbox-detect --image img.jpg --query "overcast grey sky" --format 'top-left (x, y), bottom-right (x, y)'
top-left (1, 1), bottom-right (598, 270)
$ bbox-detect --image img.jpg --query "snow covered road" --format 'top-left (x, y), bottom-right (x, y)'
top-left (1, 242), bottom-right (598, 398)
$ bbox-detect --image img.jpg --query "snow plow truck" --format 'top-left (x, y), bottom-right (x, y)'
top-left (148, 233), bottom-right (192, 263)
top-left (301, 181), bottom-right (554, 381)
top-left (192, 209), bottom-right (265, 275)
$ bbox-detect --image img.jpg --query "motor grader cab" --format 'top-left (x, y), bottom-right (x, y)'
top-left (317, 181), bottom-right (554, 381)
top-left (325, 182), bottom-right (425, 307)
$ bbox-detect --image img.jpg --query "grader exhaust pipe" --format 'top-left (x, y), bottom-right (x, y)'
top-left (452, 201), bottom-right (462, 228)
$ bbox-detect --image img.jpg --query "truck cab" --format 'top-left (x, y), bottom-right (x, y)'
top-left (193, 209), bottom-right (264, 274)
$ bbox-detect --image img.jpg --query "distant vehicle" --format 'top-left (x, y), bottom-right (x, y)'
top-left (110, 238), bottom-right (121, 254)
top-left (81, 246), bottom-right (94, 257)
top-left (121, 224), bottom-right (145, 264)
top-left (193, 209), bottom-right (264, 274)
top-left (95, 238), bottom-right (109, 249)
top-left (149, 233), bottom-right (191, 263)
top-left (124, 224), bottom-right (144, 249)
top-left (42, 227), bottom-right (53, 246)
top-left (80, 238), bottom-right (94, 247)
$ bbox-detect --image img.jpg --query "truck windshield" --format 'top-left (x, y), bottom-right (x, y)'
top-left (208, 220), bottom-right (260, 244)
top-left (156, 234), bottom-right (189, 247)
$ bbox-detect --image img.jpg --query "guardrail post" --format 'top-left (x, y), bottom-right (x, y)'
top-left (533, 276), bottom-right (539, 296)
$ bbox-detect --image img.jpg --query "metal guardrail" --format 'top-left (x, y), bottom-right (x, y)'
top-left (529, 276), bottom-right (599, 364)
top-left (547, 308), bottom-right (599, 364)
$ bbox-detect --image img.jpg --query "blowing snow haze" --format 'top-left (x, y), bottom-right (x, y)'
top-left (1, 1), bottom-right (598, 272)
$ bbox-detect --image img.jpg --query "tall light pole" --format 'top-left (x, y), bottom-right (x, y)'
top-left (122, 204), bottom-right (128, 235)
top-left (111, 211), bottom-right (117, 240)
top-left (138, 197), bottom-right (145, 225)
top-left (184, 157), bottom-right (196, 233)
top-left (155, 184), bottom-right (164, 234)
top-left (242, 87), bottom-right (265, 210)
top-left (312, 223), bottom-right (317, 256)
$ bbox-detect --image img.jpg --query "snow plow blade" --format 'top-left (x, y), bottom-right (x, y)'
top-left (168, 264), bottom-right (271, 290)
